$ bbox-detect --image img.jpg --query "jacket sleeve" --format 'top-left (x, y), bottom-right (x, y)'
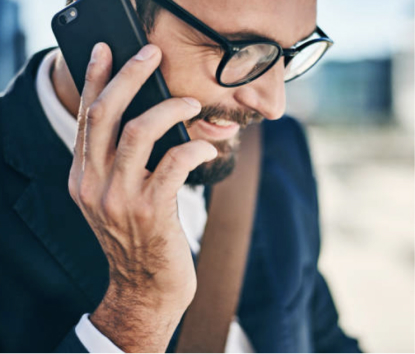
top-left (311, 271), bottom-right (362, 353)
top-left (54, 327), bottom-right (88, 353)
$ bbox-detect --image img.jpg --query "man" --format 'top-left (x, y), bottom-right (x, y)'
top-left (0, 0), bottom-right (361, 352)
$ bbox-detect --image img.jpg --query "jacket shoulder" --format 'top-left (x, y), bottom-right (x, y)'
top-left (262, 115), bottom-right (314, 173)
top-left (261, 116), bottom-right (317, 204)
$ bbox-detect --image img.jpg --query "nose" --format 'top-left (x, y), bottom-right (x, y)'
top-left (233, 59), bottom-right (286, 120)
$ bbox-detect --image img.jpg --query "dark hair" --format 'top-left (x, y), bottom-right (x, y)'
top-left (65, 0), bottom-right (161, 32)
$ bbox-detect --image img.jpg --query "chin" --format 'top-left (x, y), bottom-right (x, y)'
top-left (185, 135), bottom-right (240, 187)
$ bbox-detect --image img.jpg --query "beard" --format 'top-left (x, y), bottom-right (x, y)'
top-left (185, 104), bottom-right (263, 187)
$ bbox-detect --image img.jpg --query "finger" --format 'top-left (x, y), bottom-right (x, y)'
top-left (112, 97), bottom-right (202, 186)
top-left (84, 44), bottom-right (162, 168)
top-left (72, 43), bottom-right (112, 173)
top-left (146, 140), bottom-right (218, 199)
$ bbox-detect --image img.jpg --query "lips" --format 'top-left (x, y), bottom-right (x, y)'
top-left (192, 118), bottom-right (241, 141)
top-left (207, 118), bottom-right (235, 127)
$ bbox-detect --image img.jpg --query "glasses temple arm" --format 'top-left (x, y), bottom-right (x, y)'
top-left (316, 26), bottom-right (330, 39)
top-left (151, 0), bottom-right (231, 48)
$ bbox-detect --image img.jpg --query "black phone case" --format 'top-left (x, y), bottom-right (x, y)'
top-left (52, 0), bottom-right (190, 172)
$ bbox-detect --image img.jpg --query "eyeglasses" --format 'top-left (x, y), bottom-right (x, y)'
top-left (150, 0), bottom-right (334, 88)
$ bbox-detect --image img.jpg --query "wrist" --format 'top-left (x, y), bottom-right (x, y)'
top-left (107, 272), bottom-right (196, 311)
top-left (90, 283), bottom-right (187, 353)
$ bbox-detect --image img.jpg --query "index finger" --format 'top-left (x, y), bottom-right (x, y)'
top-left (72, 43), bottom-right (112, 173)
top-left (81, 44), bottom-right (162, 169)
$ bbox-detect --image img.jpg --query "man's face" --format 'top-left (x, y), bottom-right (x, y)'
top-left (146, 0), bottom-right (317, 185)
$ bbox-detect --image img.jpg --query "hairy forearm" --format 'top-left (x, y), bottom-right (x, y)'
top-left (90, 284), bottom-right (186, 353)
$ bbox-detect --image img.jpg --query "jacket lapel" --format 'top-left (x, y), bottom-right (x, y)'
top-left (1, 50), bottom-right (109, 307)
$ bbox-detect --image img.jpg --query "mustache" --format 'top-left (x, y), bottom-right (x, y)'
top-left (187, 104), bottom-right (264, 129)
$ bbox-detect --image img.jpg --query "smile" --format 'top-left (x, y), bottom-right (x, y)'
top-left (193, 119), bottom-right (240, 140)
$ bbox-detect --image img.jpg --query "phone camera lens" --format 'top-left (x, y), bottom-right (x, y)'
top-left (59, 14), bottom-right (68, 25)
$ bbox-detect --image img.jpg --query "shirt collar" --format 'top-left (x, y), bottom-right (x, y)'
top-left (35, 49), bottom-right (77, 153)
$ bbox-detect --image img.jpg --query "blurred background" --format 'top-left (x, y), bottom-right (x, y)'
top-left (0, 0), bottom-right (414, 352)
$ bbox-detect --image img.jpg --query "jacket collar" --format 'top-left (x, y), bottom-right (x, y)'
top-left (1, 49), bottom-right (109, 307)
top-left (1, 49), bottom-right (65, 181)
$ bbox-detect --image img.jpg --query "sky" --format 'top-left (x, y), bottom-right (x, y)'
top-left (318, 0), bottom-right (414, 61)
top-left (11, 0), bottom-right (415, 61)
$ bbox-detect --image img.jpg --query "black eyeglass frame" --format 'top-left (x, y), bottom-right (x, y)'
top-left (151, 0), bottom-right (334, 87)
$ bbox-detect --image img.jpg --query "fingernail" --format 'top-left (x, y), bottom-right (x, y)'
top-left (182, 97), bottom-right (201, 109)
top-left (134, 44), bottom-right (158, 61)
top-left (208, 146), bottom-right (218, 160)
top-left (91, 43), bottom-right (102, 62)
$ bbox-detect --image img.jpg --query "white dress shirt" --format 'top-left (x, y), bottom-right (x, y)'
top-left (35, 49), bottom-right (254, 353)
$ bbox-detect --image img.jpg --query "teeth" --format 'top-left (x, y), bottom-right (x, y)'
top-left (210, 119), bottom-right (235, 127)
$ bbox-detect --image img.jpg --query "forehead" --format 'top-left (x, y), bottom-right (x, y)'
top-left (174, 0), bottom-right (317, 46)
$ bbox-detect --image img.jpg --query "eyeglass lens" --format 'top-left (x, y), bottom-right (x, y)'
top-left (220, 41), bottom-right (329, 85)
top-left (220, 44), bottom-right (280, 85)
top-left (284, 41), bottom-right (329, 82)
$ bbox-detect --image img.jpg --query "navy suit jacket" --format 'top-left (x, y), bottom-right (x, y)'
top-left (0, 49), bottom-right (361, 353)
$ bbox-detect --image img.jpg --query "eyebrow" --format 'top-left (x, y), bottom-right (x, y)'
top-left (218, 27), bottom-right (317, 46)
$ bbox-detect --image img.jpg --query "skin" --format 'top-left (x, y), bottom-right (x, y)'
top-left (54, 0), bottom-right (316, 352)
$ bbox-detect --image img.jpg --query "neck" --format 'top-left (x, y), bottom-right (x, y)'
top-left (51, 51), bottom-right (81, 118)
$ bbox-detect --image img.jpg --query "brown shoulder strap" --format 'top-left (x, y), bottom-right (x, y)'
top-left (175, 124), bottom-right (262, 353)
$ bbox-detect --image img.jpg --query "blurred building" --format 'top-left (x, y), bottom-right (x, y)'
top-left (287, 0), bottom-right (414, 127)
top-left (0, 0), bottom-right (26, 91)
top-left (318, 59), bottom-right (392, 124)
top-left (391, 11), bottom-right (414, 130)
top-left (286, 59), bottom-right (394, 125)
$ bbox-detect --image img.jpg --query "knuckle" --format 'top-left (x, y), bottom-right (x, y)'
top-left (101, 192), bottom-right (122, 220)
top-left (166, 147), bottom-right (187, 168)
top-left (101, 190), bottom-right (153, 223)
top-left (119, 60), bottom-right (143, 82)
top-left (85, 61), bottom-right (100, 83)
top-left (133, 190), bottom-right (156, 222)
top-left (123, 120), bottom-right (147, 141)
top-left (87, 100), bottom-right (106, 121)
top-left (68, 174), bottom-right (78, 202)
top-left (134, 199), bottom-right (154, 222)
top-left (78, 180), bottom-right (95, 208)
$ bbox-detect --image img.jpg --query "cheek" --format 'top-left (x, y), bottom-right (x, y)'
top-left (158, 48), bottom-right (231, 106)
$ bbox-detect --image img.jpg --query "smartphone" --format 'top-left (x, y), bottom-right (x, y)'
top-left (52, 0), bottom-right (190, 172)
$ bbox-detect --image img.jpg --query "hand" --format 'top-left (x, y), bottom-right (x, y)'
top-left (68, 42), bottom-right (217, 352)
